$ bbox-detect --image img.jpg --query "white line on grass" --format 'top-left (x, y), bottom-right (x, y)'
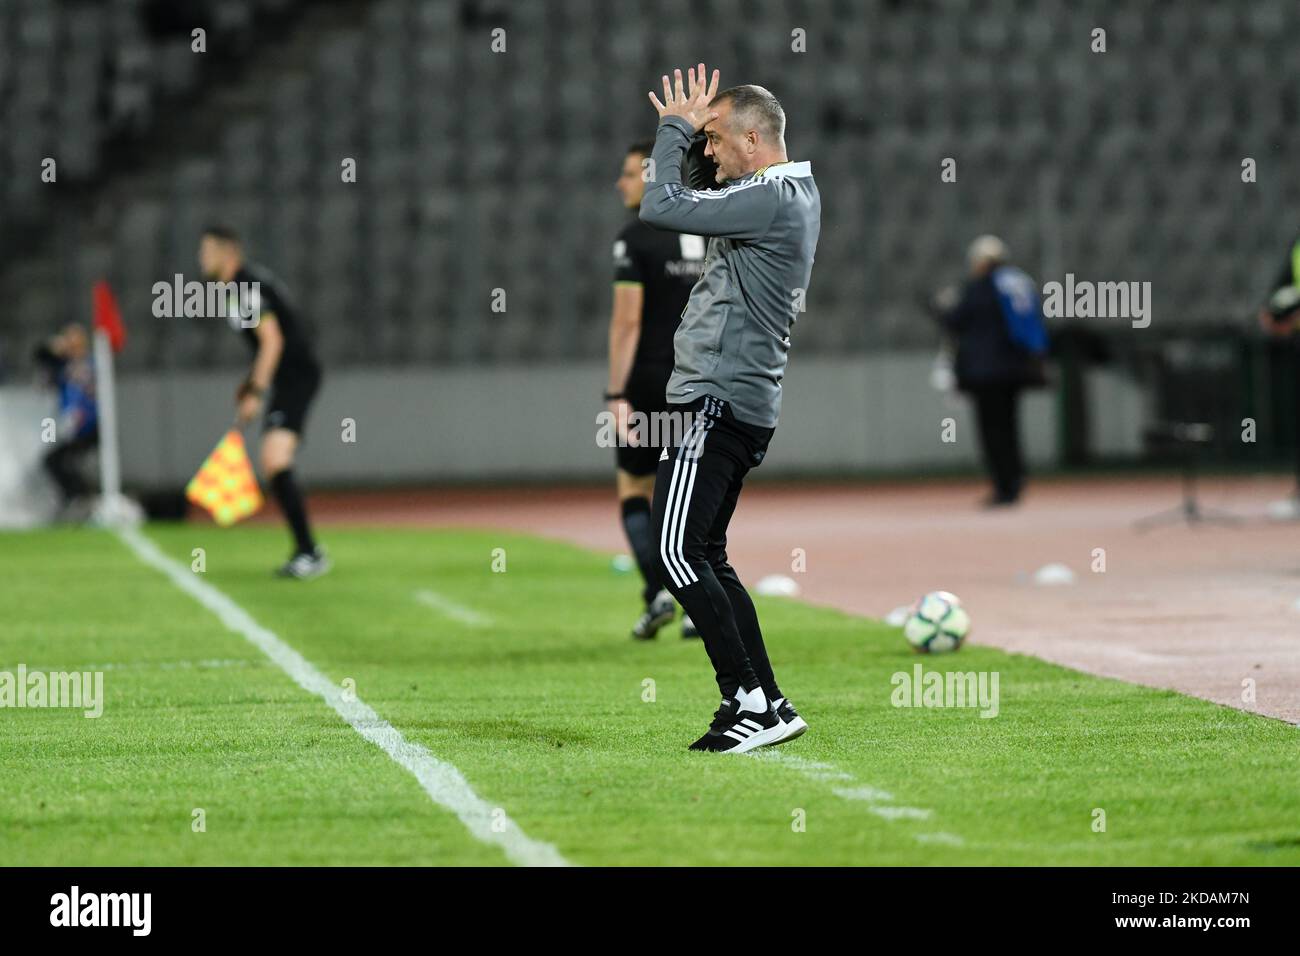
top-left (862, 804), bottom-right (933, 821)
top-left (830, 784), bottom-right (896, 802)
top-left (21, 658), bottom-right (253, 673)
top-left (760, 754), bottom-right (855, 783)
top-left (754, 750), bottom-right (962, 846)
top-left (115, 526), bottom-right (568, 867)
top-left (413, 588), bottom-right (493, 628)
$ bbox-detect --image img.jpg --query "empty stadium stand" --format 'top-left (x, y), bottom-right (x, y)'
top-left (2, 0), bottom-right (1298, 376)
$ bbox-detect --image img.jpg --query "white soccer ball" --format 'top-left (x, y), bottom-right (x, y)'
top-left (756, 574), bottom-right (800, 597)
top-left (903, 591), bottom-right (971, 654)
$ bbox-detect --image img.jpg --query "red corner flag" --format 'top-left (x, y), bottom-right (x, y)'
top-left (93, 280), bottom-right (125, 352)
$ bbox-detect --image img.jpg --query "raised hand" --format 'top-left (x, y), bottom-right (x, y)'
top-left (648, 63), bottom-right (721, 133)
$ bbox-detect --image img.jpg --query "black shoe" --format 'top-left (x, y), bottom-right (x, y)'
top-left (681, 614), bottom-right (700, 639)
top-left (981, 492), bottom-right (1019, 509)
top-left (770, 697), bottom-right (808, 744)
top-left (631, 590), bottom-right (676, 640)
top-left (687, 697), bottom-right (783, 754)
top-left (275, 547), bottom-right (332, 579)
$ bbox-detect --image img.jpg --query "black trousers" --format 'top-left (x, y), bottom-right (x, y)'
top-left (969, 384), bottom-right (1024, 501)
top-left (44, 428), bottom-right (99, 502)
top-left (651, 396), bottom-right (781, 700)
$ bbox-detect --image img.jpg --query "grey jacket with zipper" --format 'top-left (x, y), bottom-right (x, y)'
top-left (640, 114), bottom-right (821, 428)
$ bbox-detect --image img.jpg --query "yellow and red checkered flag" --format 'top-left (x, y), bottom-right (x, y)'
top-left (186, 430), bottom-right (263, 526)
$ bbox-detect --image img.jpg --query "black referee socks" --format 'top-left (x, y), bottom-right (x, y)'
top-left (621, 496), bottom-right (661, 605)
top-left (270, 469), bottom-right (317, 557)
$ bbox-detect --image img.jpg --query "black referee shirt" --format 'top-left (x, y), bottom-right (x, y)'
top-left (231, 264), bottom-right (321, 384)
top-left (613, 216), bottom-right (704, 369)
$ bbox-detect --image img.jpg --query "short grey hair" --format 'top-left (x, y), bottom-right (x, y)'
top-left (713, 85), bottom-right (786, 144)
top-left (967, 234), bottom-right (1009, 268)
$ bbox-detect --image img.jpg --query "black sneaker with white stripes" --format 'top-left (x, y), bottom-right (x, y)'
top-left (631, 590), bottom-right (676, 640)
top-left (275, 547), bottom-right (332, 580)
top-left (771, 697), bottom-right (808, 744)
top-left (687, 698), bottom-right (783, 753)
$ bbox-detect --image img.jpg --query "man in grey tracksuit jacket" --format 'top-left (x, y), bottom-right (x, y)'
top-left (640, 67), bottom-right (820, 753)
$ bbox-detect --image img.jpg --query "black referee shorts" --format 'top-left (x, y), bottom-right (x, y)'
top-left (615, 363), bottom-right (673, 477)
top-left (264, 365), bottom-right (322, 436)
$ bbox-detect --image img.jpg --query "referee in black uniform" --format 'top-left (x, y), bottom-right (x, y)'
top-left (199, 225), bottom-right (329, 578)
top-left (608, 140), bottom-right (708, 638)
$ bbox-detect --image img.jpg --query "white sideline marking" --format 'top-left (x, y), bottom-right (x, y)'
top-left (831, 784), bottom-right (896, 803)
top-left (866, 805), bottom-right (933, 821)
top-left (831, 786), bottom-right (931, 818)
top-left (115, 527), bottom-right (568, 867)
top-left (20, 658), bottom-right (253, 673)
top-left (756, 750), bottom-right (961, 846)
top-left (413, 588), bottom-right (493, 628)
top-left (760, 753), bottom-right (855, 782)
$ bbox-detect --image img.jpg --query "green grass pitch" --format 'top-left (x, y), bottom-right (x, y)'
top-left (2, 524), bottom-right (1298, 866)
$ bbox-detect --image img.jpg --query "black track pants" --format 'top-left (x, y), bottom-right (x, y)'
top-left (651, 396), bottom-right (782, 701)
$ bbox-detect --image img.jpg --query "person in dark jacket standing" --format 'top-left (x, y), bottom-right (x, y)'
top-left (942, 235), bottom-right (1044, 507)
top-left (1257, 230), bottom-right (1300, 513)
top-left (34, 323), bottom-right (98, 510)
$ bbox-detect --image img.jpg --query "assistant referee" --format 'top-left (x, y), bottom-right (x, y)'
top-left (199, 225), bottom-right (329, 579)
